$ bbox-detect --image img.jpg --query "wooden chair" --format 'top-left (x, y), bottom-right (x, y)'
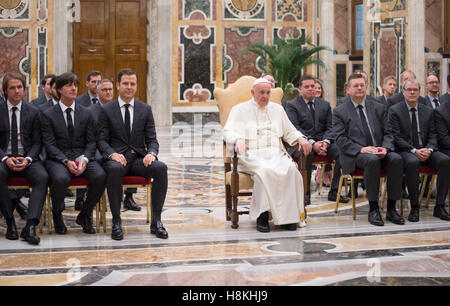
top-left (334, 169), bottom-right (388, 220)
top-left (312, 156), bottom-right (334, 195)
top-left (215, 75), bottom-right (306, 228)
top-left (98, 176), bottom-right (152, 233)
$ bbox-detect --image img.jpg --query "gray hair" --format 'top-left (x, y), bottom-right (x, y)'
top-left (402, 78), bottom-right (421, 91)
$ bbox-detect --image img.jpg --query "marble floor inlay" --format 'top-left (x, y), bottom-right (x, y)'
top-left (0, 126), bottom-right (449, 287)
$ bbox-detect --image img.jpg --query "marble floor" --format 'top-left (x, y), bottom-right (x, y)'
top-left (0, 125), bottom-right (449, 287)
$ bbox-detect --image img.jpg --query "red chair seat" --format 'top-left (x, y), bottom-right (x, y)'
top-left (122, 176), bottom-right (152, 185)
top-left (69, 177), bottom-right (90, 186)
top-left (7, 177), bottom-right (32, 187)
top-left (419, 166), bottom-right (437, 175)
top-left (312, 156), bottom-right (333, 164)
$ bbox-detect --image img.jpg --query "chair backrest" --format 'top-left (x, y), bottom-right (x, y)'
top-left (214, 76), bottom-right (284, 128)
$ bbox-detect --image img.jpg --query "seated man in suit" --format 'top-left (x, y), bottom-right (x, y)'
top-left (0, 73), bottom-right (48, 244)
top-left (98, 69), bottom-right (168, 240)
top-left (41, 72), bottom-right (106, 234)
top-left (377, 76), bottom-right (397, 105)
top-left (424, 74), bottom-right (441, 109)
top-left (389, 78), bottom-right (450, 222)
top-left (333, 73), bottom-right (404, 226)
top-left (435, 98), bottom-right (450, 156)
top-left (286, 75), bottom-right (349, 205)
top-left (388, 70), bottom-right (427, 107)
top-left (30, 74), bottom-right (56, 108)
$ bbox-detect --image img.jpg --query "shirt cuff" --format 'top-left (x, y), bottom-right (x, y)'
top-left (411, 148), bottom-right (417, 154)
top-left (25, 157), bottom-right (33, 165)
top-left (1, 156), bottom-right (8, 163)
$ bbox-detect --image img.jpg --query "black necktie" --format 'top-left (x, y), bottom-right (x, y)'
top-left (124, 104), bottom-right (131, 140)
top-left (66, 108), bottom-right (74, 144)
top-left (308, 101), bottom-right (315, 120)
top-left (92, 98), bottom-right (98, 105)
top-left (433, 98), bottom-right (439, 108)
top-left (411, 108), bottom-right (420, 148)
top-left (11, 107), bottom-right (18, 157)
top-left (357, 105), bottom-right (374, 146)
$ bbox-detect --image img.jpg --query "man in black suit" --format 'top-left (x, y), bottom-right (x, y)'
top-left (30, 74), bottom-right (56, 108)
top-left (333, 73), bottom-right (404, 226)
top-left (41, 72), bottom-right (106, 234)
top-left (98, 69), bottom-right (168, 240)
top-left (37, 75), bottom-right (59, 112)
top-left (377, 76), bottom-right (397, 105)
top-left (435, 100), bottom-right (450, 156)
top-left (389, 78), bottom-right (450, 222)
top-left (424, 74), bottom-right (441, 109)
top-left (75, 71), bottom-right (102, 107)
top-left (0, 73), bottom-right (48, 244)
top-left (439, 73), bottom-right (450, 106)
top-left (286, 75), bottom-right (349, 205)
top-left (387, 70), bottom-right (427, 107)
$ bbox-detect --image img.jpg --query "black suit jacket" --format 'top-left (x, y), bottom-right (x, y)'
top-left (75, 92), bottom-right (95, 107)
top-left (332, 97), bottom-right (394, 173)
top-left (434, 102), bottom-right (450, 151)
top-left (0, 100), bottom-right (42, 161)
top-left (286, 96), bottom-right (334, 142)
top-left (388, 92), bottom-right (427, 107)
top-left (41, 103), bottom-right (96, 163)
top-left (439, 92), bottom-right (450, 106)
top-left (98, 99), bottom-right (159, 159)
top-left (424, 95), bottom-right (441, 109)
top-left (0, 94), bottom-right (5, 103)
top-left (377, 95), bottom-right (388, 105)
top-left (31, 95), bottom-right (53, 108)
top-left (388, 101), bottom-right (438, 153)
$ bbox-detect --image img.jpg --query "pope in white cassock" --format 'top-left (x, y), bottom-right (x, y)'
top-left (223, 78), bottom-right (312, 233)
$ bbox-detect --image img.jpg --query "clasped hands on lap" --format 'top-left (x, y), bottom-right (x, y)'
top-left (110, 152), bottom-right (156, 167)
top-left (360, 146), bottom-right (388, 159)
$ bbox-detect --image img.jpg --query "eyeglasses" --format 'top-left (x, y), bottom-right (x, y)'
top-left (404, 88), bottom-right (420, 93)
top-left (100, 88), bottom-right (113, 92)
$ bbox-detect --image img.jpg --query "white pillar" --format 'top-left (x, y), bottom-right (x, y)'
top-left (148, 0), bottom-right (172, 127)
top-left (53, 0), bottom-right (73, 74)
top-left (320, 0), bottom-right (335, 106)
top-left (408, 0), bottom-right (425, 93)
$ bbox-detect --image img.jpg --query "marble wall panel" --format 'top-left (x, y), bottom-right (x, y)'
top-left (0, 0), bottom-right (29, 20)
top-left (334, 0), bottom-right (348, 55)
top-left (180, 0), bottom-right (213, 20)
top-left (0, 27), bottom-right (30, 83)
top-left (224, 0), bottom-right (266, 20)
top-left (223, 27), bottom-right (265, 86)
top-left (379, 28), bottom-right (397, 92)
top-left (179, 25), bottom-right (216, 102)
top-left (275, 0), bottom-right (304, 21)
top-left (425, 0), bottom-right (442, 53)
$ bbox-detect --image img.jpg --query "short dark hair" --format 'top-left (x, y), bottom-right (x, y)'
top-left (298, 75), bottom-right (316, 87)
top-left (49, 74), bottom-right (58, 87)
top-left (55, 72), bottom-right (79, 100)
top-left (347, 73), bottom-right (365, 87)
top-left (2, 73), bottom-right (26, 98)
top-left (118, 68), bottom-right (138, 84)
top-left (42, 74), bottom-right (56, 86)
top-left (86, 70), bottom-right (102, 82)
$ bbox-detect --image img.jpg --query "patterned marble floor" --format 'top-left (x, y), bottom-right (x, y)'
top-left (0, 125), bottom-right (449, 287)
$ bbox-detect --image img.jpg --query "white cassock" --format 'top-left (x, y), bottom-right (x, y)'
top-left (223, 99), bottom-right (306, 226)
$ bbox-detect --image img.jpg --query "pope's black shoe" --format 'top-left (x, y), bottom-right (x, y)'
top-left (20, 225), bottom-right (40, 245)
top-left (150, 221), bottom-right (169, 239)
top-left (386, 209), bottom-right (405, 225)
top-left (256, 211), bottom-right (270, 233)
top-left (368, 209), bottom-right (384, 226)
top-left (433, 205), bottom-right (450, 221)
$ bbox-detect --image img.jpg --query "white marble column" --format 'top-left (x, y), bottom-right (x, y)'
top-left (53, 0), bottom-right (73, 74)
top-left (408, 0), bottom-right (425, 92)
top-left (320, 0), bottom-right (335, 106)
top-left (148, 0), bottom-right (172, 127)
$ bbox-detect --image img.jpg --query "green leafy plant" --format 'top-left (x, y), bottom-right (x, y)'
top-left (241, 35), bottom-right (330, 96)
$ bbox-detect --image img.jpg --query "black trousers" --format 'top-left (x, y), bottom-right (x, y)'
top-left (0, 161), bottom-right (48, 223)
top-left (399, 151), bottom-right (450, 208)
top-left (102, 154), bottom-right (168, 222)
top-left (45, 160), bottom-right (106, 216)
top-left (355, 152), bottom-right (403, 202)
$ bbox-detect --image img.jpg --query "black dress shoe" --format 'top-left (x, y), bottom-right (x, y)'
top-left (407, 208), bottom-right (420, 222)
top-left (53, 214), bottom-right (67, 235)
top-left (6, 218), bottom-right (18, 240)
top-left (111, 218), bottom-right (124, 240)
top-left (13, 199), bottom-right (28, 220)
top-left (150, 221), bottom-right (169, 239)
top-left (123, 195), bottom-right (141, 211)
top-left (74, 199), bottom-right (84, 211)
top-left (433, 205), bottom-right (450, 221)
top-left (368, 209), bottom-right (384, 226)
top-left (328, 191), bottom-right (350, 203)
top-left (76, 213), bottom-right (96, 234)
top-left (281, 223), bottom-right (297, 231)
top-left (386, 209), bottom-right (405, 225)
top-left (256, 211), bottom-right (270, 233)
top-left (20, 225), bottom-right (40, 245)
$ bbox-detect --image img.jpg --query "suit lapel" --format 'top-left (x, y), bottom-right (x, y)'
top-left (54, 104), bottom-right (70, 139)
top-left (418, 103), bottom-right (428, 144)
top-left (131, 100), bottom-right (140, 138)
top-left (19, 101), bottom-right (28, 139)
top-left (365, 101), bottom-right (378, 145)
top-left (345, 99), bottom-right (365, 136)
top-left (112, 100), bottom-right (127, 140)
